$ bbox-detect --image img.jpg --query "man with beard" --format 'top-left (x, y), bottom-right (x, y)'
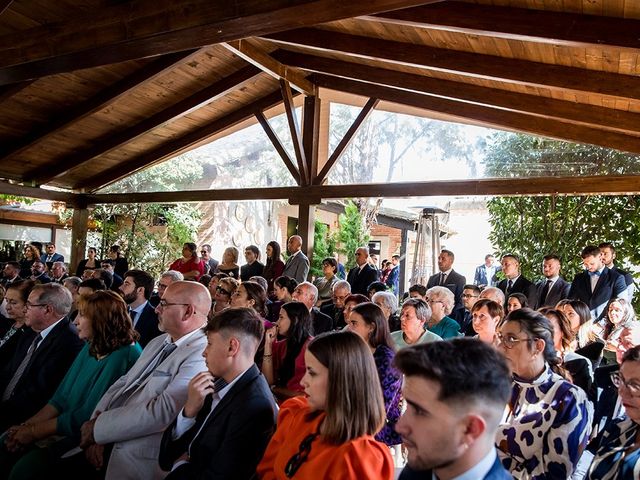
top-left (119, 269), bottom-right (161, 348)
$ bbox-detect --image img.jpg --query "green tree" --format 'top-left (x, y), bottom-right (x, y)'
top-left (337, 200), bottom-right (370, 269)
top-left (485, 133), bottom-right (640, 291)
top-left (310, 220), bottom-right (337, 278)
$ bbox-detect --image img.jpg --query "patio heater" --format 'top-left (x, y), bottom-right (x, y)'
top-left (410, 206), bottom-right (448, 286)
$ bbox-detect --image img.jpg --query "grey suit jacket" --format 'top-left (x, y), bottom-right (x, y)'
top-left (92, 330), bottom-right (207, 480)
top-left (282, 251), bottom-right (310, 283)
top-left (535, 276), bottom-right (570, 309)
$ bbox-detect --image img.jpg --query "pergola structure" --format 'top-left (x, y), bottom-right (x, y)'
top-left (2, 0), bottom-right (640, 268)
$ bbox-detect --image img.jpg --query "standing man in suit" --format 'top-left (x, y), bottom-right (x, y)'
top-left (40, 243), bottom-right (64, 269)
top-left (0, 283), bottom-right (83, 431)
top-left (293, 282), bottom-right (333, 334)
top-left (240, 245), bottom-right (264, 282)
top-left (346, 246), bottom-right (380, 296)
top-left (159, 307), bottom-right (277, 479)
top-left (385, 254), bottom-right (401, 296)
top-left (569, 245), bottom-right (627, 320)
top-left (534, 254), bottom-right (570, 309)
top-left (119, 269), bottom-right (162, 348)
top-left (599, 242), bottom-right (634, 301)
top-left (77, 281), bottom-right (210, 480)
top-left (282, 235), bottom-right (310, 283)
top-left (497, 254), bottom-right (537, 308)
top-left (395, 339), bottom-right (512, 480)
top-left (426, 250), bottom-right (466, 312)
top-left (199, 244), bottom-right (219, 276)
top-left (474, 254), bottom-right (501, 288)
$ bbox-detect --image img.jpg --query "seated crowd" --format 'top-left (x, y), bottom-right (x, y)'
top-left (0, 238), bottom-right (637, 479)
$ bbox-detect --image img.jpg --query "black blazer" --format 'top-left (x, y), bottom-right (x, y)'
top-left (497, 275), bottom-right (537, 308)
top-left (134, 302), bottom-right (162, 348)
top-left (310, 307), bottom-right (333, 334)
top-left (427, 269), bottom-right (467, 311)
top-left (159, 365), bottom-right (277, 479)
top-left (320, 303), bottom-right (345, 330)
top-left (346, 264), bottom-right (379, 296)
top-left (568, 267), bottom-right (627, 320)
top-left (0, 317), bottom-right (83, 431)
top-left (399, 453), bottom-right (512, 480)
top-left (534, 276), bottom-right (570, 309)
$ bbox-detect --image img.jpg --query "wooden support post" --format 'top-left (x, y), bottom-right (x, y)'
top-left (302, 95), bottom-right (321, 185)
top-left (399, 228), bottom-right (409, 298)
top-left (297, 203), bottom-right (316, 280)
top-left (70, 207), bottom-right (90, 274)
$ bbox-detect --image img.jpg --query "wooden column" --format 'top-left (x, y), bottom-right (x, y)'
top-left (70, 206), bottom-right (90, 273)
top-left (297, 202), bottom-right (316, 280)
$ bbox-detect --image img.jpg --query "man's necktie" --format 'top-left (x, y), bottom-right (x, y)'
top-left (129, 309), bottom-right (138, 326)
top-left (541, 280), bottom-right (553, 302)
top-left (2, 333), bottom-right (42, 401)
top-left (506, 279), bottom-right (513, 293)
top-left (46, 255), bottom-right (52, 262)
top-left (439, 273), bottom-right (447, 286)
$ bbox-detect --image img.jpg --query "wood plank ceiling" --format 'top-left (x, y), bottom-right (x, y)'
top-left (1, 0), bottom-right (640, 202)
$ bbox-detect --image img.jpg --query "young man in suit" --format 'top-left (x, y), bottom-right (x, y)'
top-left (599, 242), bottom-right (634, 301)
top-left (159, 307), bottom-right (277, 479)
top-left (282, 235), bottom-right (310, 283)
top-left (77, 281), bottom-right (210, 480)
top-left (346, 246), bottom-right (379, 296)
top-left (534, 254), bottom-right (571, 309)
top-left (118, 269), bottom-right (162, 348)
top-left (426, 250), bottom-right (466, 311)
top-left (240, 245), bottom-right (265, 282)
top-left (40, 243), bottom-right (64, 270)
top-left (0, 283), bottom-right (82, 431)
top-left (396, 338), bottom-right (512, 480)
top-left (569, 245), bottom-right (627, 320)
top-left (497, 254), bottom-right (537, 308)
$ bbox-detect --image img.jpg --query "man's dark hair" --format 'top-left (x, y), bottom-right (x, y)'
top-left (244, 245), bottom-right (260, 259)
top-left (101, 259), bottom-right (115, 267)
top-left (581, 245), bottom-right (601, 259)
top-left (543, 254), bottom-right (561, 262)
top-left (124, 269), bottom-right (154, 299)
top-left (205, 307), bottom-right (265, 355)
top-left (367, 281), bottom-right (387, 294)
top-left (394, 338), bottom-right (511, 407)
top-left (392, 254), bottom-right (400, 260)
top-left (463, 284), bottom-right (481, 295)
top-left (5, 261), bottom-right (20, 271)
top-left (93, 269), bottom-right (113, 289)
top-left (79, 278), bottom-right (107, 291)
top-left (484, 254), bottom-right (494, 260)
top-left (598, 242), bottom-right (615, 253)
top-left (441, 249), bottom-right (454, 260)
top-left (501, 254), bottom-right (520, 263)
top-left (408, 284), bottom-right (427, 297)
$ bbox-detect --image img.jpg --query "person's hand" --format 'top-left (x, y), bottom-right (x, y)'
top-left (11, 424), bottom-right (35, 447)
top-left (265, 326), bottom-right (278, 351)
top-left (183, 371), bottom-right (214, 418)
top-left (79, 413), bottom-right (99, 448)
top-left (5, 425), bottom-right (29, 452)
top-left (85, 443), bottom-right (105, 469)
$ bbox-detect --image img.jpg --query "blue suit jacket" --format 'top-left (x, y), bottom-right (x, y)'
top-left (134, 302), bottom-right (162, 348)
top-left (399, 454), bottom-right (512, 479)
top-left (568, 267), bottom-right (627, 320)
top-left (385, 265), bottom-right (400, 295)
top-left (474, 265), bottom-right (501, 287)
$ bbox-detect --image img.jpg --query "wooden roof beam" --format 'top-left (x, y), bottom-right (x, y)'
top-left (0, 180), bottom-right (75, 203)
top-left (311, 74), bottom-right (640, 155)
top-left (255, 111), bottom-right (302, 185)
top-left (0, 49), bottom-right (200, 162)
top-left (366, 1), bottom-right (640, 51)
top-left (0, 79), bottom-right (33, 103)
top-left (223, 39), bottom-right (316, 96)
top-left (27, 65), bottom-right (262, 186)
top-left (274, 50), bottom-right (640, 137)
top-left (79, 89), bottom-right (296, 192)
top-left (265, 28), bottom-right (640, 102)
top-left (0, 1), bottom-right (13, 17)
top-left (82, 174), bottom-right (640, 205)
top-left (0, 0), bottom-right (433, 85)
top-left (315, 97), bottom-right (379, 185)
top-left (280, 79), bottom-right (308, 184)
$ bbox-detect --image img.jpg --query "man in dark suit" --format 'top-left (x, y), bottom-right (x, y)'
top-left (282, 235), bottom-right (310, 283)
top-left (320, 280), bottom-right (350, 330)
top-left (426, 250), bottom-right (466, 311)
top-left (159, 307), bottom-right (277, 479)
top-left (395, 339), bottom-right (512, 480)
top-left (534, 254), bottom-right (571, 309)
top-left (0, 283), bottom-right (83, 431)
top-left (346, 246), bottom-right (379, 296)
top-left (101, 260), bottom-right (123, 291)
top-left (40, 243), bottom-right (64, 270)
top-left (119, 269), bottom-right (162, 348)
top-left (497, 254), bottom-right (537, 308)
top-left (452, 285), bottom-right (481, 336)
top-left (600, 242), bottom-right (635, 301)
top-left (293, 282), bottom-right (333, 334)
top-left (240, 245), bottom-right (265, 282)
top-left (569, 245), bottom-right (627, 320)
top-left (29, 260), bottom-right (52, 284)
top-left (1, 262), bottom-right (21, 287)
top-left (199, 244), bottom-right (219, 276)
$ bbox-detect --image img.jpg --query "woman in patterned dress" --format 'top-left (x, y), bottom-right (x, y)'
top-left (587, 344), bottom-right (640, 479)
top-left (495, 308), bottom-right (593, 479)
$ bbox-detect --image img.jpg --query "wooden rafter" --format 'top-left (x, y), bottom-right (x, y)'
top-left (0, 0), bottom-right (433, 85)
top-left (265, 28), bottom-right (640, 102)
top-left (79, 89), bottom-right (295, 192)
top-left (366, 1), bottom-right (640, 51)
top-left (302, 95), bottom-right (321, 185)
top-left (0, 181), bottom-right (75, 203)
top-left (0, 0), bottom-right (13, 17)
top-left (81, 174), bottom-right (640, 205)
top-left (280, 80), bottom-right (308, 185)
top-left (1, 50), bottom-right (200, 162)
top-left (0, 79), bottom-right (33, 103)
top-left (255, 111), bottom-right (301, 185)
top-left (274, 50), bottom-right (640, 137)
top-left (27, 65), bottom-right (262, 185)
top-left (315, 97), bottom-right (379, 185)
top-left (312, 74), bottom-right (640, 155)
top-left (223, 39), bottom-right (316, 96)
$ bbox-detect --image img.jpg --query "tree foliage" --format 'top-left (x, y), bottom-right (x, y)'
top-left (485, 133), bottom-right (640, 286)
top-left (310, 220), bottom-right (337, 278)
top-left (337, 200), bottom-right (370, 269)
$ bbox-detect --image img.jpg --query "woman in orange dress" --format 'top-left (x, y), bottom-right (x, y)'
top-left (256, 330), bottom-right (394, 480)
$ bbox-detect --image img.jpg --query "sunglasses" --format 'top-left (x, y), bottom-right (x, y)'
top-left (216, 286), bottom-right (231, 296)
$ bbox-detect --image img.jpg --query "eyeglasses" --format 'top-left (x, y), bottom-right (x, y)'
top-left (496, 332), bottom-right (534, 349)
top-left (216, 286), bottom-right (231, 296)
top-left (26, 303), bottom-right (48, 309)
top-left (284, 432), bottom-right (319, 477)
top-left (158, 300), bottom-right (190, 309)
top-left (611, 371), bottom-right (640, 397)
top-left (200, 251), bottom-right (207, 254)
top-left (462, 294), bottom-right (479, 299)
